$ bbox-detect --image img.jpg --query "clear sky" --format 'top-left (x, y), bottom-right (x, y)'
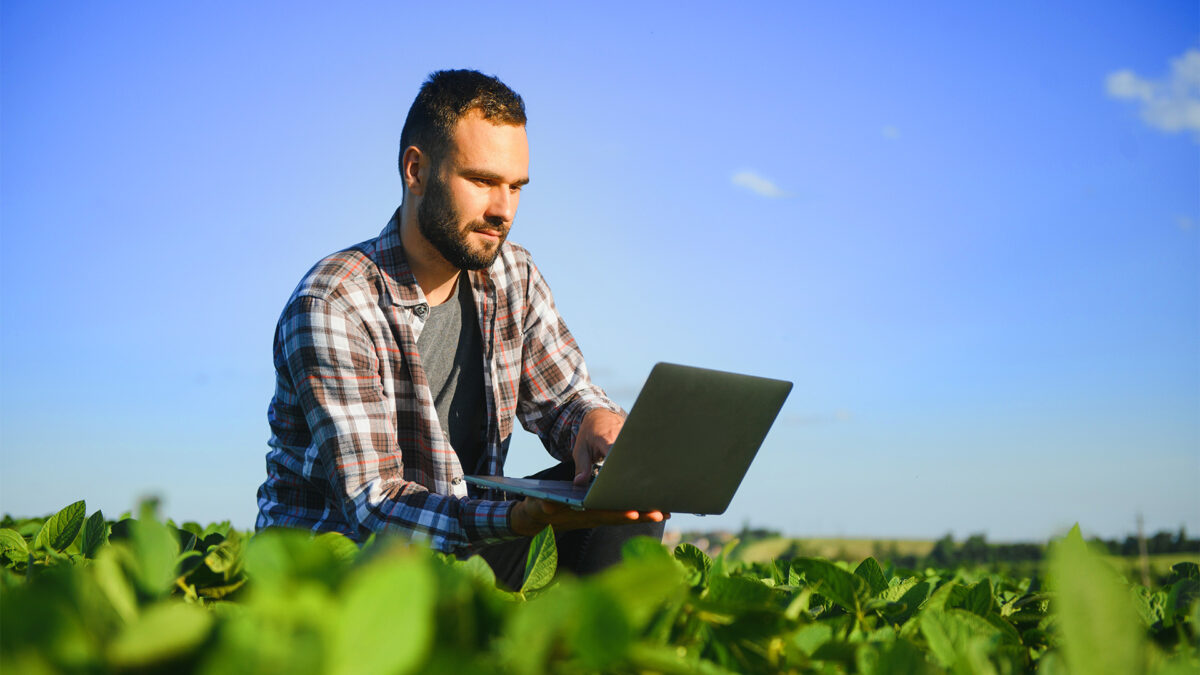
top-left (2, 1), bottom-right (1197, 542)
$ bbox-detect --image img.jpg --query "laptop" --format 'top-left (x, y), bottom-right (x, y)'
top-left (465, 362), bottom-right (793, 514)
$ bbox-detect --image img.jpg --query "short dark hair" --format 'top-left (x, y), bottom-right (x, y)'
top-left (398, 69), bottom-right (526, 175)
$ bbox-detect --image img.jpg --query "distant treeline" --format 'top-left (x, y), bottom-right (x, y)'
top-left (882, 528), bottom-right (1200, 569)
top-left (717, 525), bottom-right (1200, 568)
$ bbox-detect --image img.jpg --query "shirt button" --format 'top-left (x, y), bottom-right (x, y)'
top-left (415, 304), bottom-right (428, 318)
top-left (451, 477), bottom-right (463, 485)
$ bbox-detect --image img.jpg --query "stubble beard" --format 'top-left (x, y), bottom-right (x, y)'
top-left (417, 174), bottom-right (508, 271)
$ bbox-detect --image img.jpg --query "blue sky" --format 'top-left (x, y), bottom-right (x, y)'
top-left (2, 1), bottom-right (1197, 542)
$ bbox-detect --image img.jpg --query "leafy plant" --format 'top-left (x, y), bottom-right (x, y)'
top-left (1, 501), bottom-right (1197, 674)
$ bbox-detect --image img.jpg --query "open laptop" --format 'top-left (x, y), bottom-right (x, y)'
top-left (465, 362), bottom-right (793, 514)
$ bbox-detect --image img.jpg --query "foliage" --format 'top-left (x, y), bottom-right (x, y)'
top-left (2, 501), bottom-right (1198, 673)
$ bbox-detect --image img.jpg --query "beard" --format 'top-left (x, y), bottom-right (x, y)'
top-left (417, 174), bottom-right (508, 271)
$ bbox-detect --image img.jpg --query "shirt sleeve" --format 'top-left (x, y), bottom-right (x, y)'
top-left (279, 294), bottom-right (519, 554)
top-left (514, 259), bottom-right (625, 462)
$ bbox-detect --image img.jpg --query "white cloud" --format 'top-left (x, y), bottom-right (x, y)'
top-left (731, 170), bottom-right (788, 198)
top-left (881, 125), bottom-right (901, 140)
top-left (1106, 48), bottom-right (1200, 141)
top-left (1178, 215), bottom-right (1195, 231)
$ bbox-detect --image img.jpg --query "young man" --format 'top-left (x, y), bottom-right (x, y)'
top-left (256, 70), bottom-right (664, 588)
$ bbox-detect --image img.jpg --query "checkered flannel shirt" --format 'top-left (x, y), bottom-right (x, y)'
top-left (256, 213), bottom-right (623, 554)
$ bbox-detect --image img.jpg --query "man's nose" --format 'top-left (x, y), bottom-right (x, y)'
top-left (485, 187), bottom-right (517, 223)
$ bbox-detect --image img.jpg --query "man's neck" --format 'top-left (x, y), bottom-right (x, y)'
top-left (399, 204), bottom-right (461, 307)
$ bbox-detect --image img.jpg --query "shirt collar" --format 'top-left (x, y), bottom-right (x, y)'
top-left (375, 210), bottom-right (425, 308)
top-left (375, 208), bottom-right (496, 307)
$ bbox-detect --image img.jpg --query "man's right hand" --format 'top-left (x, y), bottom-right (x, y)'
top-left (510, 497), bottom-right (668, 537)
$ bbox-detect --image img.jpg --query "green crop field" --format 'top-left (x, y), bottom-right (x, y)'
top-left (2, 500), bottom-right (1198, 674)
top-left (735, 537), bottom-right (937, 564)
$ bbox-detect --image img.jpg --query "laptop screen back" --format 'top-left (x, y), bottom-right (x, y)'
top-left (581, 363), bottom-right (792, 514)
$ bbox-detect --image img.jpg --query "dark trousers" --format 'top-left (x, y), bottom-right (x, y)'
top-left (472, 462), bottom-right (666, 591)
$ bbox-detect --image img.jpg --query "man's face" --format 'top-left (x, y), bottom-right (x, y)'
top-left (416, 111), bottom-right (530, 271)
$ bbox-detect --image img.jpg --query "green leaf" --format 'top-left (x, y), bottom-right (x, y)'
top-left (0, 528), bottom-right (29, 562)
top-left (593, 555), bottom-right (686, 630)
top-left (879, 577), bottom-right (919, 603)
top-left (129, 503), bottom-right (180, 595)
top-left (520, 526), bottom-right (557, 594)
top-left (793, 557), bottom-right (868, 613)
top-left (854, 557), bottom-right (889, 597)
top-left (93, 546), bottom-right (138, 623)
top-left (570, 583), bottom-right (632, 670)
top-left (705, 574), bottom-right (777, 613)
top-left (33, 500), bottom-right (86, 552)
top-left (793, 622), bottom-right (834, 655)
top-left (16, 520), bottom-right (42, 538)
top-left (243, 528), bottom-right (346, 589)
top-left (1171, 561), bottom-right (1198, 580)
top-left (920, 609), bottom-right (1002, 669)
top-left (893, 581), bottom-right (932, 622)
top-left (455, 554), bottom-right (500, 589)
top-left (200, 520), bottom-right (231, 540)
top-left (962, 578), bottom-right (998, 617)
top-left (1163, 577), bottom-right (1200, 628)
top-left (174, 528), bottom-right (198, 555)
top-left (857, 637), bottom-right (931, 675)
top-left (196, 578), bottom-right (246, 599)
top-left (204, 532), bottom-right (243, 576)
top-left (923, 580), bottom-right (960, 612)
top-left (81, 510), bottom-right (108, 558)
top-left (331, 552), bottom-right (435, 675)
top-left (107, 601), bottom-right (213, 667)
top-left (499, 581), bottom-right (574, 674)
top-left (622, 535), bottom-right (671, 562)
top-left (674, 542), bottom-right (713, 587)
top-left (626, 643), bottom-right (740, 675)
top-left (314, 531), bottom-right (360, 563)
top-left (1130, 586), bottom-right (1165, 627)
top-left (1048, 524), bottom-right (1144, 675)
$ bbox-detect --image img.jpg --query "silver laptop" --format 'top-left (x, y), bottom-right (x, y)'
top-left (465, 362), bottom-right (793, 514)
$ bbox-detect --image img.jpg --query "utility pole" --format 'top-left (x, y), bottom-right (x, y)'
top-left (1136, 512), bottom-right (1151, 587)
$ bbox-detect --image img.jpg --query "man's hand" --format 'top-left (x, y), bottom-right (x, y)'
top-left (507, 408), bottom-right (669, 537)
top-left (510, 497), bottom-right (668, 537)
top-left (571, 409), bottom-right (624, 487)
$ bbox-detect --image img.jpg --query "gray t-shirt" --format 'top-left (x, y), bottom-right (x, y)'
top-left (415, 276), bottom-right (487, 474)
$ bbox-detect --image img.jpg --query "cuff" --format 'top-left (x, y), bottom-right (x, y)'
top-left (558, 393), bottom-right (626, 455)
top-left (461, 498), bottom-right (521, 546)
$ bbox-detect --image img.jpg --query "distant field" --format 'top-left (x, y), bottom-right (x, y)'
top-left (1106, 552), bottom-right (1200, 580)
top-left (733, 537), bottom-right (1200, 578)
top-left (734, 537), bottom-right (934, 563)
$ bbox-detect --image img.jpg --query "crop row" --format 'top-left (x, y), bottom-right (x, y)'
top-left (1, 499), bottom-right (1197, 674)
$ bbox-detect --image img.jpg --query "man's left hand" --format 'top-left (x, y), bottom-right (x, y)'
top-left (571, 409), bottom-right (624, 487)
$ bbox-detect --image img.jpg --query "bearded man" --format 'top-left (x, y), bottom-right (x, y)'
top-left (256, 69), bottom-right (665, 589)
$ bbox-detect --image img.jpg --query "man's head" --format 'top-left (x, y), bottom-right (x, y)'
top-left (399, 69), bottom-right (526, 177)
top-left (399, 70), bottom-right (529, 271)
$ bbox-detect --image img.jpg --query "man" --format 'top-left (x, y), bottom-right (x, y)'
top-left (256, 69), bottom-right (665, 589)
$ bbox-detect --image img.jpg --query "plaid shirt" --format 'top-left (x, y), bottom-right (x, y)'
top-left (256, 212), bottom-right (622, 554)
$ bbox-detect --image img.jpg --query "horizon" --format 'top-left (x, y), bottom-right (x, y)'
top-left (2, 2), bottom-right (1197, 543)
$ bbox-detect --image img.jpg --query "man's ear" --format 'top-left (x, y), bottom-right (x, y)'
top-left (400, 145), bottom-right (427, 197)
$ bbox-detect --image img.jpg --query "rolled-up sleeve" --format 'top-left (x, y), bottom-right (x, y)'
top-left (513, 262), bottom-right (625, 461)
top-left (276, 294), bottom-right (518, 552)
